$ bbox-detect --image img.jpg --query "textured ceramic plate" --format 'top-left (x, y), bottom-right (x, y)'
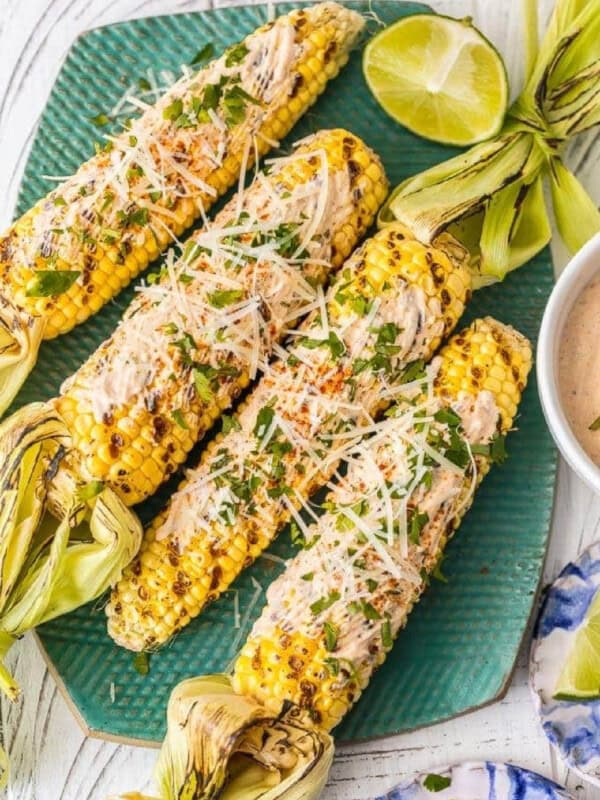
top-left (530, 542), bottom-right (600, 786)
top-left (374, 761), bottom-right (572, 800)
top-left (12, 1), bottom-right (557, 745)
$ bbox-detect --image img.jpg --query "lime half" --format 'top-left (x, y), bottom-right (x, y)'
top-left (363, 14), bottom-right (509, 146)
top-left (554, 589), bottom-right (600, 702)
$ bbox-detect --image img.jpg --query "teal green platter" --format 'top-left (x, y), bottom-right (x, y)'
top-left (12, 0), bottom-right (556, 746)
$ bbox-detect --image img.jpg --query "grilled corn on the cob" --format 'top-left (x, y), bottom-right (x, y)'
top-left (107, 223), bottom-right (472, 651)
top-left (44, 129), bottom-right (386, 509)
top-left (0, 2), bottom-right (365, 414)
top-left (232, 317), bottom-right (532, 730)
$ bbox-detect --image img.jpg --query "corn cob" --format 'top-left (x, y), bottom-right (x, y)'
top-left (232, 317), bottom-right (532, 730)
top-left (106, 222), bottom-right (472, 651)
top-left (0, 2), bottom-right (365, 414)
top-left (44, 129), bottom-right (387, 510)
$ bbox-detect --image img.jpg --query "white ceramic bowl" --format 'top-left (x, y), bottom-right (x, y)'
top-left (537, 232), bottom-right (600, 494)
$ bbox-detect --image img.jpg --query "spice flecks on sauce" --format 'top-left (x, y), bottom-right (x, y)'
top-left (559, 274), bottom-right (600, 467)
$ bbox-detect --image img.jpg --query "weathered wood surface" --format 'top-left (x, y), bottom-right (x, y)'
top-left (1, 0), bottom-right (599, 798)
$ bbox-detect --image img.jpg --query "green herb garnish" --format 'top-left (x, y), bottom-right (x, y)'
top-left (25, 270), bottom-right (80, 298)
top-left (91, 113), bottom-right (111, 127)
top-left (310, 591), bottom-right (341, 615)
top-left (222, 415), bottom-right (241, 435)
top-left (381, 618), bottom-right (392, 648)
top-left (133, 652), bottom-right (150, 676)
top-left (224, 43), bottom-right (249, 67)
top-left (191, 42), bottom-right (215, 65)
top-left (408, 509), bottom-right (429, 544)
top-left (163, 98), bottom-right (184, 121)
top-left (208, 288), bottom-right (244, 308)
top-left (423, 774), bottom-right (451, 792)
top-left (300, 331), bottom-right (345, 360)
top-left (323, 621), bottom-right (339, 651)
top-left (193, 369), bottom-right (214, 404)
top-left (171, 409), bottom-right (189, 429)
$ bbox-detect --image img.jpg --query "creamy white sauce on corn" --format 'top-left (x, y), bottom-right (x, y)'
top-left (248, 367), bottom-right (500, 670)
top-left (156, 251), bottom-right (446, 548)
top-left (60, 141), bottom-right (354, 423)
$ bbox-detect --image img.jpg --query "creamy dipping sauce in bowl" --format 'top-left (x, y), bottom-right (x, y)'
top-left (538, 232), bottom-right (600, 495)
top-left (558, 275), bottom-right (600, 466)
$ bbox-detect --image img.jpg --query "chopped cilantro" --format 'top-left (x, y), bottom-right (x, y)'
top-left (300, 331), bottom-right (345, 360)
top-left (133, 652), bottom-right (150, 676)
top-left (323, 621), bottom-right (339, 652)
top-left (25, 270), bottom-right (80, 298)
top-left (222, 415), bottom-right (241, 435)
top-left (470, 433), bottom-right (509, 464)
top-left (423, 774), bottom-right (451, 792)
top-left (310, 591), bottom-right (341, 615)
top-left (335, 499), bottom-right (369, 532)
top-left (408, 509), bottom-right (429, 545)
top-left (224, 42), bottom-right (249, 67)
top-left (432, 554), bottom-right (448, 584)
top-left (444, 425), bottom-right (471, 469)
top-left (208, 288), bottom-right (244, 308)
top-left (91, 113), bottom-right (111, 127)
top-left (191, 42), bottom-right (215, 65)
top-left (381, 618), bottom-right (392, 648)
top-left (193, 369), bottom-right (214, 403)
top-left (163, 98), bottom-right (184, 121)
top-left (590, 415), bottom-right (600, 432)
top-left (119, 206), bottom-right (149, 228)
top-left (254, 404), bottom-right (276, 442)
top-left (349, 599), bottom-right (381, 620)
top-left (324, 657), bottom-right (340, 676)
top-left (171, 409), bottom-right (189, 429)
top-left (434, 408), bottom-right (461, 427)
top-left (290, 521), bottom-right (320, 550)
top-left (301, 572), bottom-right (314, 581)
top-left (400, 359), bottom-right (426, 384)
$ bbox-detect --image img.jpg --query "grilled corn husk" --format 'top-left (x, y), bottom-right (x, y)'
top-left (107, 222), bottom-right (472, 652)
top-left (0, 404), bottom-right (141, 702)
top-left (0, 2), bottom-right (365, 414)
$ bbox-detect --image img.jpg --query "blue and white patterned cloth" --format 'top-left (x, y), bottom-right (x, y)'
top-left (530, 541), bottom-right (600, 785)
top-left (375, 762), bottom-right (570, 800)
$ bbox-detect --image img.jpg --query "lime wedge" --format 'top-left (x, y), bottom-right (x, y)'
top-left (363, 14), bottom-right (509, 146)
top-left (554, 589), bottom-right (600, 702)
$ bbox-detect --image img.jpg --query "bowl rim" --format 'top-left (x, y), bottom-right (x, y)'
top-left (537, 232), bottom-right (600, 493)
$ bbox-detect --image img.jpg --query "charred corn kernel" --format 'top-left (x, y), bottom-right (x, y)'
top-left (0, 3), bottom-right (363, 341)
top-left (106, 223), bottom-right (472, 652)
top-left (232, 318), bottom-right (532, 730)
top-left (45, 129), bottom-right (387, 513)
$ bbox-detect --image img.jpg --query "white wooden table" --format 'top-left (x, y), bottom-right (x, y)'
top-left (1, 1), bottom-right (599, 798)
